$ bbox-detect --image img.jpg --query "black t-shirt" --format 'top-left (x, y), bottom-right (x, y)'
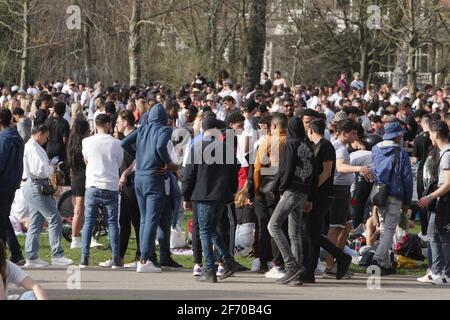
top-left (413, 131), bottom-right (432, 172)
top-left (313, 138), bottom-right (336, 198)
top-left (404, 114), bottom-right (418, 142)
top-left (45, 116), bottom-right (70, 160)
top-left (34, 109), bottom-right (48, 127)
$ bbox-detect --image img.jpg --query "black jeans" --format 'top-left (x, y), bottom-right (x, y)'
top-left (0, 191), bottom-right (15, 246)
top-left (303, 196), bottom-right (344, 276)
top-left (119, 187), bottom-right (141, 260)
top-left (191, 201), bottom-right (203, 265)
top-left (218, 203), bottom-right (237, 257)
top-left (255, 195), bottom-right (287, 267)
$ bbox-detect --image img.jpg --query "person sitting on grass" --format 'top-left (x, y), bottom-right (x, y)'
top-left (0, 240), bottom-right (48, 300)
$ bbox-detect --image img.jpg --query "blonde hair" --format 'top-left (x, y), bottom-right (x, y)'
top-left (235, 183), bottom-right (249, 208)
top-left (71, 102), bottom-right (85, 121)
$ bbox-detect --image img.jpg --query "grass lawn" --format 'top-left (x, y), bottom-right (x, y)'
top-left (16, 212), bottom-right (428, 276)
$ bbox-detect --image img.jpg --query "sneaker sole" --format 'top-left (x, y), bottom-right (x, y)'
top-left (279, 270), bottom-right (303, 285)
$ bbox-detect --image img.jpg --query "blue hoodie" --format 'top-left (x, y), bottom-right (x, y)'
top-left (121, 104), bottom-right (172, 176)
top-left (372, 141), bottom-right (413, 206)
top-left (0, 128), bottom-right (24, 193)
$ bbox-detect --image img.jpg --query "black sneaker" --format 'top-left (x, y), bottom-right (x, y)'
top-left (161, 258), bottom-right (183, 269)
top-left (276, 267), bottom-right (302, 285)
top-left (112, 257), bottom-right (124, 269)
top-left (219, 261), bottom-right (239, 281)
top-left (11, 254), bottom-right (26, 267)
top-left (197, 270), bottom-right (218, 283)
top-left (289, 275), bottom-right (304, 286)
top-left (299, 272), bottom-right (316, 284)
top-left (79, 256), bottom-right (89, 269)
top-left (234, 261), bottom-right (249, 272)
top-left (259, 261), bottom-right (269, 274)
top-left (336, 254), bottom-right (352, 280)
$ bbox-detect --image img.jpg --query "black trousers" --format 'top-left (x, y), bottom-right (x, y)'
top-left (351, 176), bottom-right (374, 228)
top-left (417, 170), bottom-right (429, 235)
top-left (255, 195), bottom-right (287, 267)
top-left (119, 187), bottom-right (141, 260)
top-left (0, 192), bottom-right (15, 246)
top-left (218, 203), bottom-right (237, 257)
top-left (191, 201), bottom-right (203, 264)
top-left (303, 196), bottom-right (343, 276)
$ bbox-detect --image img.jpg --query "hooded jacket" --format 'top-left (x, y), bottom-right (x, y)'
top-left (121, 104), bottom-right (172, 176)
top-left (273, 118), bottom-right (317, 200)
top-left (0, 127), bottom-right (24, 193)
top-left (372, 140), bottom-right (413, 206)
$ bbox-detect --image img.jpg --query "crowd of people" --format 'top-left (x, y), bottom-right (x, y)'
top-left (1, 70), bottom-right (450, 299)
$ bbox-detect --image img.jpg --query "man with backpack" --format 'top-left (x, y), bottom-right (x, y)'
top-left (370, 121), bottom-right (413, 275)
top-left (418, 121), bottom-right (450, 285)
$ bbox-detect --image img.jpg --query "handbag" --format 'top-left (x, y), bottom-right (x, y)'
top-left (33, 179), bottom-right (56, 196)
top-left (370, 148), bottom-right (401, 207)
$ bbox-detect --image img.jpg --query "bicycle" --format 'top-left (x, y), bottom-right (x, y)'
top-left (57, 189), bottom-right (109, 243)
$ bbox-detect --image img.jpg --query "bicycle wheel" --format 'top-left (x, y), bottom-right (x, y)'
top-left (58, 190), bottom-right (74, 243)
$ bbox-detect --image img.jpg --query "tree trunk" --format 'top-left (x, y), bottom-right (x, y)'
top-left (129, 0), bottom-right (142, 86)
top-left (207, 0), bottom-right (220, 76)
top-left (83, 20), bottom-right (94, 86)
top-left (407, 39), bottom-right (417, 98)
top-left (246, 0), bottom-right (267, 88)
top-left (20, 0), bottom-right (30, 90)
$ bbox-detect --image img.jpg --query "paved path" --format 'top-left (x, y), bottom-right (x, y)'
top-left (10, 267), bottom-right (450, 300)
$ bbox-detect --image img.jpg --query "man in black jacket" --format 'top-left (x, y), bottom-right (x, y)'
top-left (0, 109), bottom-right (24, 251)
top-left (268, 118), bottom-right (318, 285)
top-left (182, 113), bottom-right (240, 283)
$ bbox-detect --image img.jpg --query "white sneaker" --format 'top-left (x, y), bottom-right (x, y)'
top-left (124, 261), bottom-right (138, 269)
top-left (251, 258), bottom-right (261, 272)
top-left (418, 232), bottom-right (430, 243)
top-left (315, 261), bottom-right (326, 276)
top-left (70, 237), bottom-right (82, 249)
top-left (137, 261), bottom-right (162, 273)
top-left (90, 238), bottom-right (104, 248)
top-left (417, 271), bottom-right (441, 283)
top-left (24, 259), bottom-right (49, 268)
top-left (432, 275), bottom-right (450, 285)
top-left (265, 266), bottom-right (286, 279)
top-left (99, 260), bottom-right (113, 268)
top-left (216, 265), bottom-right (225, 277)
top-left (193, 264), bottom-right (203, 277)
top-left (51, 256), bottom-right (73, 266)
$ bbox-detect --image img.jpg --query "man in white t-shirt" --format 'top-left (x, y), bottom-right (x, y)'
top-left (273, 71), bottom-right (286, 87)
top-left (350, 73), bottom-right (365, 91)
top-left (80, 114), bottom-right (124, 269)
top-left (219, 80), bottom-right (240, 108)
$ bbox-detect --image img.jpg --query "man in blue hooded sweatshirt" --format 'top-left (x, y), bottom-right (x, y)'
top-left (0, 109), bottom-right (24, 249)
top-left (121, 104), bottom-right (178, 273)
top-left (371, 121), bottom-right (413, 275)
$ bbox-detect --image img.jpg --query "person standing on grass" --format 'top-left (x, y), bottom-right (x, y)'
top-left (0, 109), bottom-right (25, 265)
top-left (417, 121), bottom-right (450, 285)
top-left (80, 114), bottom-right (124, 269)
top-left (121, 104), bottom-right (178, 273)
top-left (116, 110), bottom-right (141, 268)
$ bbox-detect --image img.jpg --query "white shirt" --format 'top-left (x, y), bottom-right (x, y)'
top-left (273, 78), bottom-right (286, 87)
top-left (81, 90), bottom-right (90, 108)
top-left (27, 87), bottom-right (39, 96)
top-left (307, 96), bottom-right (320, 110)
top-left (324, 108), bottom-right (335, 128)
top-left (82, 134), bottom-right (124, 191)
top-left (0, 95), bottom-right (8, 108)
top-left (23, 139), bottom-right (54, 180)
top-left (219, 90), bottom-right (241, 107)
top-left (350, 80), bottom-right (365, 90)
top-left (360, 115), bottom-right (372, 133)
top-left (213, 104), bottom-right (227, 122)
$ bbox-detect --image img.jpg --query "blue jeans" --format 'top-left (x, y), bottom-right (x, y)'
top-left (20, 291), bottom-right (37, 300)
top-left (197, 201), bottom-right (234, 272)
top-left (135, 175), bottom-right (166, 262)
top-left (428, 212), bottom-right (450, 277)
top-left (155, 196), bottom-right (173, 263)
top-left (81, 188), bottom-right (120, 260)
top-left (23, 181), bottom-right (64, 260)
top-left (172, 181), bottom-right (184, 229)
top-left (235, 223), bottom-right (256, 251)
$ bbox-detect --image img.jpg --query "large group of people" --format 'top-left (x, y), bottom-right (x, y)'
top-left (1, 70), bottom-right (450, 299)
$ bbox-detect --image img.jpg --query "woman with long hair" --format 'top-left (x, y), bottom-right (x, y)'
top-left (66, 119), bottom-right (91, 249)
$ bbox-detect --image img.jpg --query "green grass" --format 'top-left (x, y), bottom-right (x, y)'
top-left (16, 213), bottom-right (427, 275)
